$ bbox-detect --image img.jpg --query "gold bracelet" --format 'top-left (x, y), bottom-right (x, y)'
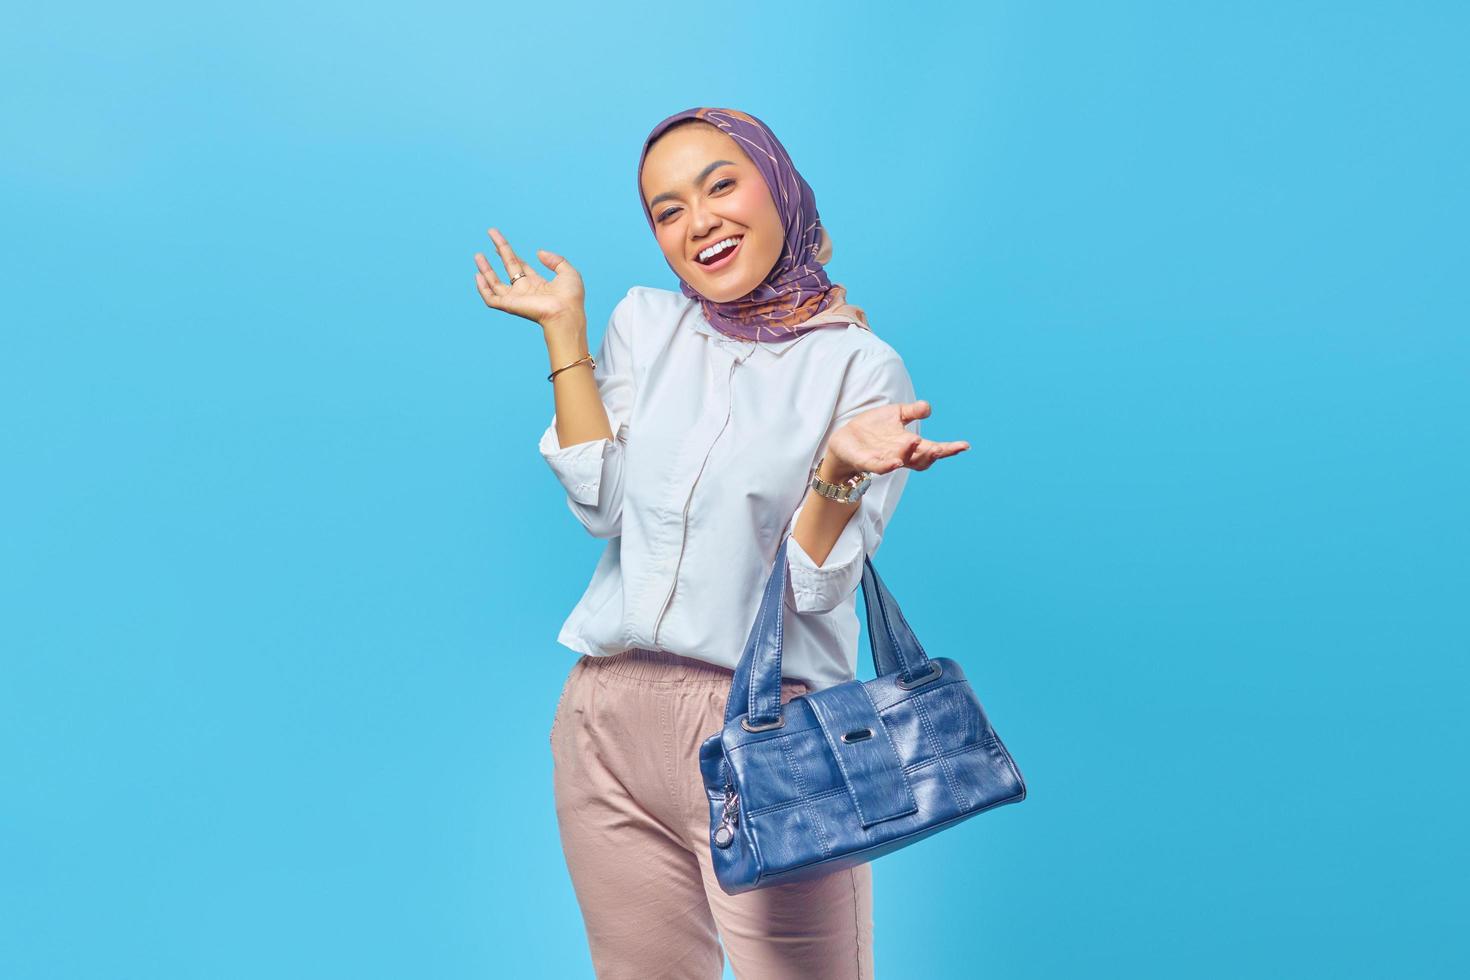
top-left (547, 354), bottom-right (595, 382)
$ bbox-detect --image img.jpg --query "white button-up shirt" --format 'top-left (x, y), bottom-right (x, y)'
top-left (538, 285), bottom-right (919, 691)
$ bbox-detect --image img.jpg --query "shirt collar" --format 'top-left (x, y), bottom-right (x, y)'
top-left (684, 300), bottom-right (831, 358)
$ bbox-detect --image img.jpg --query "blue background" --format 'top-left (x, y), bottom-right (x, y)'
top-left (3, 1), bottom-right (1465, 977)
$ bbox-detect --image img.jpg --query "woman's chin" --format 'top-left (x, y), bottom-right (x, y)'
top-left (686, 262), bottom-right (761, 302)
top-left (697, 283), bottom-right (754, 303)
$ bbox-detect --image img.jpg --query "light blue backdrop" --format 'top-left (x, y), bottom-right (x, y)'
top-left (2, 1), bottom-right (1464, 977)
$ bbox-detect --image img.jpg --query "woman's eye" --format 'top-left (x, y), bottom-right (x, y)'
top-left (657, 180), bottom-right (733, 223)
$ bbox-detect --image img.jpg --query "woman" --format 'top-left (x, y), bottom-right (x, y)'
top-left (474, 107), bottom-right (968, 979)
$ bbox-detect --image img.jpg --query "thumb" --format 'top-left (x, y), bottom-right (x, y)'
top-left (538, 248), bottom-right (571, 272)
top-left (898, 400), bottom-right (932, 425)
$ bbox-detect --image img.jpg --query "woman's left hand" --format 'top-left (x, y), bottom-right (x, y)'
top-left (824, 400), bottom-right (970, 477)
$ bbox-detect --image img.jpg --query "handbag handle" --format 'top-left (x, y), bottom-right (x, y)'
top-left (723, 535), bottom-right (938, 732)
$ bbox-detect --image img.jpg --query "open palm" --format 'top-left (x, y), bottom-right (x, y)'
top-left (827, 400), bottom-right (970, 475)
top-left (473, 227), bottom-right (585, 330)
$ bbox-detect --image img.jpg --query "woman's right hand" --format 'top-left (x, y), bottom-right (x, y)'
top-left (473, 227), bottom-right (586, 332)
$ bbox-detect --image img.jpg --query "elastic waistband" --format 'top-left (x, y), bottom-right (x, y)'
top-left (583, 647), bottom-right (738, 686)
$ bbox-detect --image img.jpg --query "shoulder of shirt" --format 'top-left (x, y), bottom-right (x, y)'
top-left (618, 284), bottom-right (691, 324)
top-left (804, 308), bottom-right (908, 379)
top-left (608, 285), bottom-right (683, 347)
top-left (834, 323), bottom-right (904, 370)
top-left (617, 284), bottom-right (906, 369)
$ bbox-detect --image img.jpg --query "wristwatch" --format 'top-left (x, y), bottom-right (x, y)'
top-left (809, 455), bottom-right (873, 504)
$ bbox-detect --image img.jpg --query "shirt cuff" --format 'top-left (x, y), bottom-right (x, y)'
top-left (538, 406), bottom-right (626, 506)
top-left (786, 508), bottom-right (868, 615)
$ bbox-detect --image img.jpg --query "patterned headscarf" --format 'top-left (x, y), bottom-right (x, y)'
top-left (636, 107), bottom-right (869, 343)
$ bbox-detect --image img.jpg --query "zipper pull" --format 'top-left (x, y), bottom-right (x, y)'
top-left (712, 786), bottom-right (739, 848)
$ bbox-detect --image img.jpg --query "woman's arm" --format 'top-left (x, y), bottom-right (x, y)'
top-left (536, 293), bottom-right (638, 538)
top-left (782, 350), bottom-right (916, 614)
top-left (474, 230), bottom-right (632, 536)
top-left (545, 312), bottom-right (614, 447)
top-left (789, 455), bottom-right (872, 566)
top-left (784, 349), bottom-right (968, 614)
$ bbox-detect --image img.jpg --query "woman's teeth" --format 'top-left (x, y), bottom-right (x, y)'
top-left (697, 236), bottom-right (742, 265)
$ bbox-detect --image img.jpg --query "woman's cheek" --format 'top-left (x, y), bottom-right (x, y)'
top-left (730, 192), bottom-right (761, 225)
top-left (660, 232), bottom-right (683, 266)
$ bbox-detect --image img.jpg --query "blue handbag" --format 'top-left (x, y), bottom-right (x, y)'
top-left (698, 536), bottom-right (1027, 895)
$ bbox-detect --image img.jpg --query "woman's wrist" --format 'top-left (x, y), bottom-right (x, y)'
top-left (543, 317), bottom-right (590, 372)
top-left (541, 307), bottom-right (587, 335)
top-left (817, 452), bottom-right (865, 484)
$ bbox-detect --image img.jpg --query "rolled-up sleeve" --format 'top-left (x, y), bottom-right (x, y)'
top-left (784, 349), bottom-right (918, 614)
top-left (537, 291), bottom-right (637, 539)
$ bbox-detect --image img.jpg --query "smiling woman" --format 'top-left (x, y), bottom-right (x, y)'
top-left (634, 110), bottom-right (857, 337)
top-left (639, 124), bottom-right (787, 302)
top-left (473, 104), bottom-right (969, 979)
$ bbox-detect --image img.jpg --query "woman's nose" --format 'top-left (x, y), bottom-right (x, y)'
top-left (689, 205), bottom-right (720, 237)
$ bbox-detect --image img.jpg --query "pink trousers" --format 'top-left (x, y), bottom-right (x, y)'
top-left (550, 648), bottom-right (876, 980)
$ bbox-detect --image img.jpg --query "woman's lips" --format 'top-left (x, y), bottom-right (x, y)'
top-left (695, 236), bottom-right (743, 272)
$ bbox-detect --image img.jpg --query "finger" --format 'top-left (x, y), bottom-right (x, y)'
top-left (898, 438), bottom-right (962, 471)
top-left (919, 438), bottom-right (969, 456)
top-left (487, 227), bottom-right (529, 280)
top-left (886, 433), bottom-right (922, 471)
top-left (908, 443), bottom-right (943, 471)
top-left (513, 248), bottom-right (552, 285)
top-left (474, 251), bottom-right (500, 283)
top-left (474, 271), bottom-right (502, 308)
top-left (538, 248), bottom-right (570, 274)
top-left (474, 252), bottom-right (508, 297)
top-left (919, 439), bottom-right (970, 467)
top-left (507, 242), bottom-right (550, 285)
top-left (897, 400), bottom-right (932, 425)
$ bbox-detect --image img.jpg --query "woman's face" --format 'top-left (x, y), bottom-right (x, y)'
top-left (640, 123), bottom-right (784, 303)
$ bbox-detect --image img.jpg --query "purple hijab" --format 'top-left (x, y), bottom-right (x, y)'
top-left (636, 107), bottom-right (863, 343)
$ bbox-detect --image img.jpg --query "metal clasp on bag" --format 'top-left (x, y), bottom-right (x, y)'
top-left (713, 786), bottom-right (740, 849)
top-left (895, 661), bottom-right (943, 690)
top-left (740, 712), bottom-right (785, 732)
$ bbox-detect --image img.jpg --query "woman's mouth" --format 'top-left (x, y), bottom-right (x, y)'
top-left (693, 235), bottom-right (743, 271)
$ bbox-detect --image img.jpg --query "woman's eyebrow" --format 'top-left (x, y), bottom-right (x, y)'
top-left (647, 160), bottom-right (737, 209)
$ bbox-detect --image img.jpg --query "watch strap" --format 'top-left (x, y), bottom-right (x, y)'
top-left (810, 455), bottom-right (873, 503)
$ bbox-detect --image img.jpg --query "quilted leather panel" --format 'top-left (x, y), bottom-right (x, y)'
top-left (804, 683), bottom-right (917, 827)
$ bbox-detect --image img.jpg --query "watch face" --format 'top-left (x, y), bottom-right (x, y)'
top-left (834, 476), bottom-right (864, 505)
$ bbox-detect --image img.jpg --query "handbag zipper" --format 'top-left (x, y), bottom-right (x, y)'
top-left (713, 785), bottom-right (740, 848)
top-left (652, 356), bottom-right (739, 647)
